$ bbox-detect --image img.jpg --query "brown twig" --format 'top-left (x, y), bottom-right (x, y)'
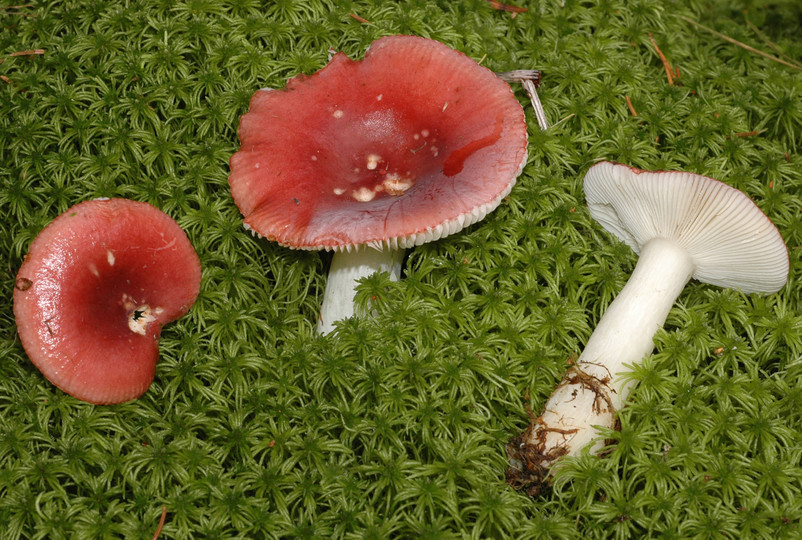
top-left (680, 15), bottom-right (802, 71)
top-left (151, 506), bottom-right (167, 540)
top-left (625, 95), bottom-right (638, 117)
top-left (648, 33), bottom-right (674, 85)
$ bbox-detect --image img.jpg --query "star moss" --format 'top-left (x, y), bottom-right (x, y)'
top-left (1, 0), bottom-right (801, 537)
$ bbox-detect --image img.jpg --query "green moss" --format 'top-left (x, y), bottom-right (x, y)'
top-left (1, 0), bottom-right (801, 537)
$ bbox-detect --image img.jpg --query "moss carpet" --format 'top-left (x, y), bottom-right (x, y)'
top-left (1, 0), bottom-right (801, 538)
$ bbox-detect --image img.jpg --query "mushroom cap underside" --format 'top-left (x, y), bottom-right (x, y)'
top-left (584, 161), bottom-right (789, 294)
top-left (229, 35), bottom-right (528, 251)
top-left (13, 198), bottom-right (202, 404)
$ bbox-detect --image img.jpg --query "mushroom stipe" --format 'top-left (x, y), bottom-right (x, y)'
top-left (229, 35), bottom-right (528, 334)
top-left (506, 162), bottom-right (790, 496)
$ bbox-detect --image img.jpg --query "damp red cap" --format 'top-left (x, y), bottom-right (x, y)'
top-left (13, 198), bottom-right (202, 404)
top-left (229, 35), bottom-right (528, 251)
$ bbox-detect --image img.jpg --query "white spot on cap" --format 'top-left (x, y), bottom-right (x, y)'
top-left (106, 250), bottom-right (115, 266)
top-left (311, 155), bottom-right (318, 161)
top-left (366, 154), bottom-right (381, 170)
top-left (383, 174), bottom-right (415, 196)
top-left (376, 94), bottom-right (383, 101)
top-left (430, 145), bottom-right (439, 157)
top-left (254, 162), bottom-right (260, 169)
top-left (333, 110), bottom-right (344, 118)
top-left (352, 187), bottom-right (376, 202)
top-left (88, 263), bottom-right (99, 277)
top-left (333, 187), bottom-right (345, 195)
top-left (122, 294), bottom-right (136, 311)
top-left (421, 129), bottom-right (430, 138)
top-left (413, 134), bottom-right (420, 140)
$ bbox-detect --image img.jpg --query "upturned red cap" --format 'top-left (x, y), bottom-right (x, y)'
top-left (229, 35), bottom-right (528, 251)
top-left (13, 198), bottom-right (202, 404)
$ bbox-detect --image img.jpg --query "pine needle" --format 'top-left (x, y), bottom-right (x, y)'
top-left (151, 506), bottom-right (167, 540)
top-left (349, 13), bottom-right (370, 24)
top-left (648, 33), bottom-right (674, 85)
top-left (625, 95), bottom-right (638, 117)
top-left (486, 1), bottom-right (527, 13)
top-left (9, 48), bottom-right (44, 56)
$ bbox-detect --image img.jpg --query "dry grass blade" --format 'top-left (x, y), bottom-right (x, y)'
top-left (744, 19), bottom-right (802, 69)
top-left (681, 15), bottom-right (802, 71)
top-left (497, 70), bottom-right (549, 130)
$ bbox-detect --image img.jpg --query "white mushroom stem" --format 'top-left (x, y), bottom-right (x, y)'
top-left (317, 246), bottom-right (405, 335)
top-left (511, 237), bottom-right (695, 475)
top-left (507, 161), bottom-right (789, 496)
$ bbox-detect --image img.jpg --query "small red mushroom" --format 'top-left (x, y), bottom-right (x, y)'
top-left (229, 35), bottom-right (528, 333)
top-left (13, 198), bottom-right (201, 404)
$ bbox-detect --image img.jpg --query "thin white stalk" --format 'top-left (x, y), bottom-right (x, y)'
top-left (317, 246), bottom-right (405, 334)
top-left (508, 238), bottom-right (695, 487)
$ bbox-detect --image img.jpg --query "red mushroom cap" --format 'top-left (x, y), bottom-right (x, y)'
top-left (13, 198), bottom-right (202, 404)
top-left (229, 35), bottom-right (528, 251)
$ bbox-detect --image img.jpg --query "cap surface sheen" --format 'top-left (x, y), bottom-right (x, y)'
top-left (13, 198), bottom-right (202, 404)
top-left (584, 161), bottom-right (789, 293)
top-left (229, 35), bottom-right (528, 251)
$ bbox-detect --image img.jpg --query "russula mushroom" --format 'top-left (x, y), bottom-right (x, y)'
top-left (507, 161), bottom-right (789, 496)
top-left (228, 35), bottom-right (528, 334)
top-left (13, 198), bottom-right (201, 404)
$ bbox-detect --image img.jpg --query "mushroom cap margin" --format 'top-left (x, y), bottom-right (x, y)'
top-left (229, 35), bottom-right (529, 252)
